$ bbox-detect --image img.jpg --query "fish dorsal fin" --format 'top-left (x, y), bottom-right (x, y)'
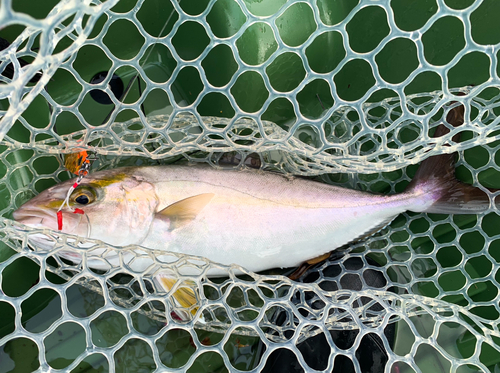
top-left (158, 193), bottom-right (215, 229)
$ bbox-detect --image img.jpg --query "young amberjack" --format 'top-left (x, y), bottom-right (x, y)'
top-left (13, 107), bottom-right (492, 273)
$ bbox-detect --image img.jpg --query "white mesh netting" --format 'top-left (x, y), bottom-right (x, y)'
top-left (1, 0), bottom-right (500, 371)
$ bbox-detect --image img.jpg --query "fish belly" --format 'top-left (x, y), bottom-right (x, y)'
top-left (145, 205), bottom-right (395, 272)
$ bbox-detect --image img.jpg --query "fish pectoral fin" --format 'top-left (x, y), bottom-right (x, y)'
top-left (158, 193), bottom-right (215, 230)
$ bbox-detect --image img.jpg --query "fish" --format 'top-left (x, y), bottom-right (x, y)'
top-left (12, 155), bottom-right (491, 274)
top-left (12, 109), bottom-right (493, 274)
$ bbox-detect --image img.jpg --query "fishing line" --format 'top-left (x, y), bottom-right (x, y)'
top-left (84, 211), bottom-right (92, 239)
top-left (56, 155), bottom-right (93, 230)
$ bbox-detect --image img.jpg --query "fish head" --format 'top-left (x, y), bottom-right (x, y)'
top-left (13, 169), bottom-right (159, 247)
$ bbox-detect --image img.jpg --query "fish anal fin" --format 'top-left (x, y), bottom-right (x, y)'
top-left (158, 193), bottom-right (215, 229)
top-left (288, 218), bottom-right (394, 281)
top-left (352, 216), bottom-right (395, 243)
top-left (288, 252), bottom-right (331, 280)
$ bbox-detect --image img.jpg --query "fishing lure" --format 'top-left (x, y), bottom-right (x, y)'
top-left (57, 151), bottom-right (96, 230)
top-left (64, 151), bottom-right (93, 176)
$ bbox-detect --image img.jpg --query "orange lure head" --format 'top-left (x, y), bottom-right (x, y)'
top-left (64, 151), bottom-right (92, 175)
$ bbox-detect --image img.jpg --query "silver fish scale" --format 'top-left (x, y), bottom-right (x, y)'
top-left (0, 0), bottom-right (500, 372)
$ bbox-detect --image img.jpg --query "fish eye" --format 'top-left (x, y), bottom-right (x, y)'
top-left (75, 194), bottom-right (89, 205)
top-left (72, 187), bottom-right (96, 205)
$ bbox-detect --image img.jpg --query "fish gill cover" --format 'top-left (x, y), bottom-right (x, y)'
top-left (0, 0), bottom-right (500, 372)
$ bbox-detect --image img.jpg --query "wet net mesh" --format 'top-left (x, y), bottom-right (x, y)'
top-left (1, 0), bottom-right (500, 371)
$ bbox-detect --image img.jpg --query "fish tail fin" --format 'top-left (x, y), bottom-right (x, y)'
top-left (405, 104), bottom-right (492, 214)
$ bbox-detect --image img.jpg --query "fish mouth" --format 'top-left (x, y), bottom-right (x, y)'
top-left (13, 206), bottom-right (90, 237)
top-left (11, 209), bottom-right (57, 249)
top-left (13, 208), bottom-right (65, 250)
top-left (12, 208), bottom-right (53, 228)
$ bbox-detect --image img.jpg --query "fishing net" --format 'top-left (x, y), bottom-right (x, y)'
top-left (1, 0), bottom-right (500, 371)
